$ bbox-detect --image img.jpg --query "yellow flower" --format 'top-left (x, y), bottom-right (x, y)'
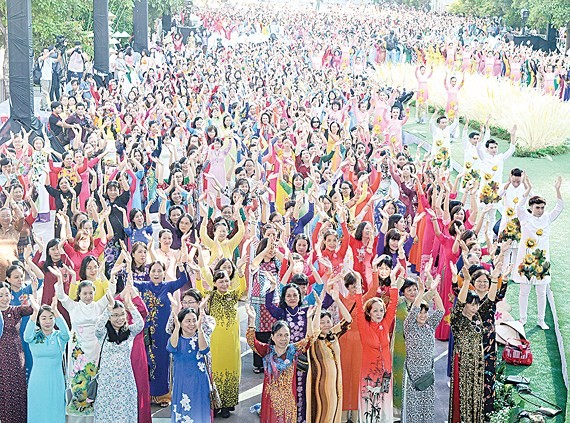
top-left (536, 265), bottom-right (544, 274)
top-left (436, 140), bottom-right (443, 147)
top-left (506, 208), bottom-right (514, 217)
top-left (492, 165), bottom-right (498, 171)
top-left (506, 222), bottom-right (516, 232)
top-left (536, 229), bottom-right (544, 236)
top-left (524, 254), bottom-right (534, 265)
top-left (484, 173), bottom-right (493, 181)
top-left (465, 162), bottom-right (472, 169)
top-left (525, 238), bottom-right (537, 249)
top-left (390, 136), bottom-right (397, 144)
top-left (482, 186), bottom-right (492, 196)
top-left (513, 197), bottom-right (519, 204)
top-left (464, 174), bottom-right (472, 181)
top-left (436, 153), bottom-right (443, 161)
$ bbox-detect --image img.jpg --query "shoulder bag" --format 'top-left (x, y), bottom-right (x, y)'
top-left (406, 359), bottom-right (435, 391)
top-left (86, 335), bottom-right (107, 403)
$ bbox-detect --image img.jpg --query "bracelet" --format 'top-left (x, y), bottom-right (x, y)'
top-left (248, 326), bottom-right (255, 329)
top-left (491, 280), bottom-right (498, 284)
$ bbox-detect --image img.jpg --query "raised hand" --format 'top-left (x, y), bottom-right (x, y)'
top-left (106, 291), bottom-right (115, 311)
top-left (554, 176), bottom-right (562, 191)
top-left (199, 296), bottom-right (209, 314)
top-left (48, 266), bottom-right (63, 279)
top-left (29, 296), bottom-right (41, 314)
top-left (330, 288), bottom-right (340, 303)
top-left (390, 263), bottom-right (404, 283)
top-left (51, 296), bottom-right (60, 318)
top-left (245, 303), bottom-right (256, 321)
top-left (123, 289), bottom-right (134, 310)
top-left (430, 274), bottom-right (441, 291)
top-left (424, 257), bottom-right (433, 276)
top-left (167, 292), bottom-right (181, 314)
top-left (449, 261), bottom-right (458, 277)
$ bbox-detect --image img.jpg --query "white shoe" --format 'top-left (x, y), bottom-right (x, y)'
top-left (537, 321), bottom-right (550, 330)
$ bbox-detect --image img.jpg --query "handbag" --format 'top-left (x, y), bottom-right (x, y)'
top-left (204, 354), bottom-right (221, 409)
top-left (502, 338), bottom-right (533, 366)
top-left (296, 352), bottom-right (309, 372)
top-left (86, 336), bottom-right (107, 403)
top-left (406, 361), bottom-right (435, 391)
top-left (143, 327), bottom-right (153, 347)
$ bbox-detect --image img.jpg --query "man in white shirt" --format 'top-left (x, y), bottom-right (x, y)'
top-left (38, 48), bottom-right (55, 111)
top-left (476, 125), bottom-right (517, 239)
top-left (429, 111), bottom-right (458, 170)
top-left (497, 168), bottom-right (526, 275)
top-left (460, 119), bottom-right (490, 193)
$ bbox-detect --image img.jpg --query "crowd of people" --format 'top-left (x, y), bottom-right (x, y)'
top-left (0, 2), bottom-right (566, 423)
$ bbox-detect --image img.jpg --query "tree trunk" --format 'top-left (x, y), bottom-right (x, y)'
top-left (566, 21), bottom-right (570, 53)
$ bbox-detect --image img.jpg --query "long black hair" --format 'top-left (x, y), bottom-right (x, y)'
top-left (176, 308), bottom-right (199, 336)
top-left (43, 238), bottom-right (62, 272)
top-left (383, 229), bottom-right (402, 255)
top-left (79, 256), bottom-right (98, 281)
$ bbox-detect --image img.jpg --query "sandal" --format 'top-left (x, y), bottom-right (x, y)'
top-left (253, 367), bottom-right (263, 374)
top-left (159, 401), bottom-right (170, 408)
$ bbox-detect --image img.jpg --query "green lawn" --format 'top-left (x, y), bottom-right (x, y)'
top-left (404, 119), bottom-right (569, 420)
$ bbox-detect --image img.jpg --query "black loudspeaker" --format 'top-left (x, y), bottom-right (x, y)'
top-left (133, 0), bottom-right (149, 53)
top-left (5, 0), bottom-right (38, 131)
top-left (93, 0), bottom-right (110, 75)
top-left (162, 14), bottom-right (172, 33)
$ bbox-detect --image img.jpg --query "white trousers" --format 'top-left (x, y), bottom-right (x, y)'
top-left (518, 283), bottom-right (548, 323)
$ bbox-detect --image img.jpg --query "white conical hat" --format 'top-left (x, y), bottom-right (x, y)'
top-left (496, 317), bottom-right (527, 346)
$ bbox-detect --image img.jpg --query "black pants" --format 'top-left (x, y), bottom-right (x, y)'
top-left (253, 331), bottom-right (271, 368)
top-left (50, 75), bottom-right (61, 101)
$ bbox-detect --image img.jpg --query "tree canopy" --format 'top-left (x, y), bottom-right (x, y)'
top-left (449, 0), bottom-right (570, 31)
top-left (0, 0), bottom-right (185, 54)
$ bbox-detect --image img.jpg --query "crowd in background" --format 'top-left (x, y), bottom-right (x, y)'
top-left (0, 3), bottom-right (566, 423)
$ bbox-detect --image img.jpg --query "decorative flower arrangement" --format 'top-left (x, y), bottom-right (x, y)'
top-left (480, 180), bottom-right (500, 204)
top-left (462, 167), bottom-right (480, 189)
top-left (518, 233), bottom-right (550, 281)
top-left (432, 147), bottom-right (450, 168)
top-left (498, 217), bottom-right (521, 242)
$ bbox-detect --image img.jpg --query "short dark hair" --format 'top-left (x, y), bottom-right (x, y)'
top-left (529, 196), bottom-right (546, 207)
top-left (400, 278), bottom-right (418, 295)
top-left (511, 168), bottom-right (523, 177)
top-left (465, 290), bottom-right (481, 305)
top-left (279, 284), bottom-right (302, 309)
top-left (269, 320), bottom-right (290, 344)
top-left (290, 274), bottom-right (308, 286)
top-left (51, 101), bottom-right (62, 110)
top-left (485, 139), bottom-right (498, 148)
top-left (468, 131), bottom-right (479, 139)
